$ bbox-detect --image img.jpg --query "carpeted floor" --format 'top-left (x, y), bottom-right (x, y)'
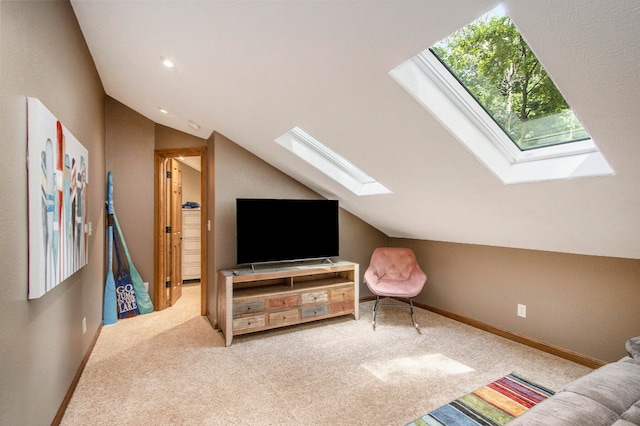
top-left (61, 284), bottom-right (591, 425)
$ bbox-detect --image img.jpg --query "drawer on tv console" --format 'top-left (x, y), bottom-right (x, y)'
top-left (330, 286), bottom-right (354, 302)
top-left (301, 290), bottom-right (329, 305)
top-left (232, 314), bottom-right (266, 332)
top-left (267, 295), bottom-right (300, 309)
top-left (268, 309), bottom-right (300, 327)
top-left (301, 305), bottom-right (329, 319)
top-left (233, 299), bottom-right (265, 316)
top-left (330, 300), bottom-right (354, 315)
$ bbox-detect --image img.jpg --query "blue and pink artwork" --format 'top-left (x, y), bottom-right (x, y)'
top-left (27, 98), bottom-right (89, 299)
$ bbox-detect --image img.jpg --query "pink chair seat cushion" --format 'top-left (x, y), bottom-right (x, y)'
top-left (368, 277), bottom-right (424, 297)
top-left (365, 247), bottom-right (427, 298)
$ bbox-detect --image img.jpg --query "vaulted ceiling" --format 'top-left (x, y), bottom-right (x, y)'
top-left (71, 0), bottom-right (640, 259)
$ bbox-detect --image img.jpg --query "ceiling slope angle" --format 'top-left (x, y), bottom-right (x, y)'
top-left (70, 0), bottom-right (640, 260)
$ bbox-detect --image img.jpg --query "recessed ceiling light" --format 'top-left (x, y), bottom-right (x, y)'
top-left (159, 108), bottom-right (168, 114)
top-left (188, 121), bottom-right (200, 131)
top-left (161, 57), bottom-right (175, 68)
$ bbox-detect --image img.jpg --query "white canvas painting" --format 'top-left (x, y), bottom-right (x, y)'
top-left (27, 98), bottom-right (89, 299)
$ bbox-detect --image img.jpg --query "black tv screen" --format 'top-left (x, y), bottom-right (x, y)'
top-left (236, 198), bottom-right (339, 265)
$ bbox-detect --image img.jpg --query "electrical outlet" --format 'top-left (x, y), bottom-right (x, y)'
top-left (517, 304), bottom-right (527, 318)
top-left (82, 317), bottom-right (87, 335)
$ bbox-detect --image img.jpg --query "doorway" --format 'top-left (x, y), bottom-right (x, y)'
top-left (154, 147), bottom-right (207, 315)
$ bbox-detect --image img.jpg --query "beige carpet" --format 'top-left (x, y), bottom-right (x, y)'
top-left (61, 284), bottom-right (591, 425)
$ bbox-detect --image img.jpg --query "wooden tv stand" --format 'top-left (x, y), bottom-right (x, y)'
top-left (218, 261), bottom-right (359, 346)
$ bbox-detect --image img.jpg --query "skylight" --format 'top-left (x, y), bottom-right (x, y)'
top-left (389, 5), bottom-right (614, 184)
top-left (431, 6), bottom-right (589, 151)
top-left (275, 127), bottom-right (391, 196)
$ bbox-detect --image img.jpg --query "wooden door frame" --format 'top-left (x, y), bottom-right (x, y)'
top-left (154, 147), bottom-right (207, 315)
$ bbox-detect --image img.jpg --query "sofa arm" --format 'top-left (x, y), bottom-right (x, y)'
top-left (561, 362), bottom-right (640, 416)
top-left (627, 336), bottom-right (640, 361)
top-left (509, 391), bottom-right (619, 426)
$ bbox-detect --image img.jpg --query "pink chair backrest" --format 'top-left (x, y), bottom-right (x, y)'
top-left (370, 247), bottom-right (420, 280)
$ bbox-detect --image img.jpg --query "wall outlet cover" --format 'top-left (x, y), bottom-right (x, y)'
top-left (517, 304), bottom-right (527, 318)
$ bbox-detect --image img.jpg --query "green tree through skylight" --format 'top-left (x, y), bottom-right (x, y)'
top-left (430, 8), bottom-right (589, 150)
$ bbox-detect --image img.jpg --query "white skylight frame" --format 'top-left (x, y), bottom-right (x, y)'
top-left (275, 127), bottom-right (391, 196)
top-left (389, 22), bottom-right (614, 184)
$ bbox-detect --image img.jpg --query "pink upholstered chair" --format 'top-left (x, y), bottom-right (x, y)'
top-left (364, 247), bottom-right (427, 329)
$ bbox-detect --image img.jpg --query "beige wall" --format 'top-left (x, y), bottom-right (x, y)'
top-left (395, 239), bottom-right (640, 363)
top-left (155, 123), bottom-right (206, 151)
top-left (105, 98), bottom-right (156, 295)
top-left (0, 1), bottom-right (106, 424)
top-left (340, 208), bottom-right (389, 297)
top-left (106, 100), bottom-right (208, 303)
top-left (180, 164), bottom-right (201, 205)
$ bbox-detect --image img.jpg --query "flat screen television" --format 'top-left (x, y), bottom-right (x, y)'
top-left (236, 198), bottom-right (339, 266)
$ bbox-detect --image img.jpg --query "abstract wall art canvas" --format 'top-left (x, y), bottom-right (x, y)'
top-left (27, 98), bottom-right (89, 299)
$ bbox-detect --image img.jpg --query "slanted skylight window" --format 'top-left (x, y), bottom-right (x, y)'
top-left (275, 127), bottom-right (391, 196)
top-left (430, 7), bottom-right (589, 151)
top-left (389, 5), bottom-right (614, 184)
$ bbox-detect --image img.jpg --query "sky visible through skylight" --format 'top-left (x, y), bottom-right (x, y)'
top-left (430, 6), bottom-right (589, 151)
